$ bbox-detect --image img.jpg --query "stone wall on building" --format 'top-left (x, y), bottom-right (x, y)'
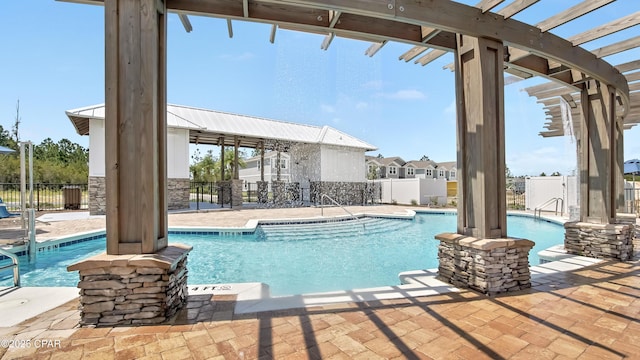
top-left (564, 219), bottom-right (635, 261)
top-left (167, 178), bottom-right (190, 210)
top-left (88, 176), bottom-right (106, 215)
top-left (67, 244), bottom-right (192, 327)
top-left (435, 233), bottom-right (534, 295)
top-left (310, 181), bottom-right (379, 206)
top-left (89, 176), bottom-right (189, 215)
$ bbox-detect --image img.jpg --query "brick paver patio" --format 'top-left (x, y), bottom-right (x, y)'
top-left (0, 257), bottom-right (638, 359)
top-left (0, 207), bottom-right (638, 359)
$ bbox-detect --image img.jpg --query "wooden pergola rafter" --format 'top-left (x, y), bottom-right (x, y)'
top-left (67, 0), bottom-right (630, 107)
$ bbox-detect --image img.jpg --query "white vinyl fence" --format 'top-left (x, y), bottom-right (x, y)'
top-left (372, 178), bottom-right (447, 206)
top-left (525, 176), bottom-right (578, 217)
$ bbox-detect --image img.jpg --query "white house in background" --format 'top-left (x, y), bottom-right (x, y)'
top-left (239, 151), bottom-right (291, 184)
top-left (366, 156), bottom-right (407, 179)
top-left (366, 156), bottom-right (457, 180)
top-left (66, 103), bottom-right (377, 213)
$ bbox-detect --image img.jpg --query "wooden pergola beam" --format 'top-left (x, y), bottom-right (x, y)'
top-left (567, 11), bottom-right (640, 46)
top-left (414, 49), bottom-right (447, 66)
top-left (475, 0), bottom-right (505, 13)
top-left (591, 35), bottom-right (640, 59)
top-left (536, 0), bottom-right (614, 32)
top-left (496, 0), bottom-right (540, 19)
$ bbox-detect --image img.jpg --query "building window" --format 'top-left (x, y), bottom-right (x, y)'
top-left (450, 170), bottom-right (456, 179)
top-left (406, 168), bottom-right (415, 176)
top-left (439, 169), bottom-right (445, 177)
top-left (389, 166), bottom-right (397, 175)
top-left (277, 159), bottom-right (287, 169)
top-left (257, 160), bottom-right (261, 169)
top-left (426, 169), bottom-right (433, 177)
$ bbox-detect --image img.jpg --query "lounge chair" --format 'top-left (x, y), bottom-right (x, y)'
top-left (0, 204), bottom-right (19, 219)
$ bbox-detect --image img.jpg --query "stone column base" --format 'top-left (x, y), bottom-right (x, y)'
top-left (257, 181), bottom-right (269, 204)
top-left (67, 244), bottom-right (192, 327)
top-left (564, 218), bottom-right (634, 261)
top-left (435, 233), bottom-right (534, 295)
top-left (217, 181), bottom-right (232, 206)
top-left (231, 179), bottom-right (243, 209)
top-left (272, 181), bottom-right (286, 205)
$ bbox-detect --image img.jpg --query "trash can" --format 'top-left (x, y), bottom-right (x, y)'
top-left (63, 186), bottom-right (81, 210)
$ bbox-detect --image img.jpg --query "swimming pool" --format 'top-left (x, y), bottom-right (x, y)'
top-left (0, 213), bottom-right (564, 295)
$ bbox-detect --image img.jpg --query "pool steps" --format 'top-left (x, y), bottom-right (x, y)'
top-left (257, 217), bottom-right (414, 242)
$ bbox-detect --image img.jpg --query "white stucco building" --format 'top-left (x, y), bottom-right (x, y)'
top-left (66, 103), bottom-right (377, 212)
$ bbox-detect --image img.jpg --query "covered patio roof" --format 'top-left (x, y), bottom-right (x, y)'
top-left (65, 103), bottom-right (377, 151)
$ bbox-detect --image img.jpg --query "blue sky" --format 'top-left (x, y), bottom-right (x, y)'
top-left (0, 0), bottom-right (638, 176)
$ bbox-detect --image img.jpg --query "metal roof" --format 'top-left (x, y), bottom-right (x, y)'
top-left (0, 145), bottom-right (15, 154)
top-left (65, 104), bottom-right (377, 151)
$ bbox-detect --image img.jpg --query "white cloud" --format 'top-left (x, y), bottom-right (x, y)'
top-left (388, 89), bottom-right (427, 100)
top-left (355, 101), bottom-right (368, 110)
top-left (320, 104), bottom-right (335, 113)
top-left (444, 100), bottom-right (456, 115)
top-left (362, 80), bottom-right (383, 91)
top-left (374, 89), bottom-right (427, 100)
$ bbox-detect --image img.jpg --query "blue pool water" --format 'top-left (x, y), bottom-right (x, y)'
top-left (0, 213), bottom-right (564, 295)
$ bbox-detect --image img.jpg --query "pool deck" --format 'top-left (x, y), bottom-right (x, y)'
top-left (0, 206), bottom-right (639, 359)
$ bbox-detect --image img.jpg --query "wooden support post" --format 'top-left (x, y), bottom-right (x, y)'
top-left (455, 35), bottom-right (507, 239)
top-left (276, 146), bottom-right (281, 182)
top-left (234, 136), bottom-right (240, 180)
top-left (220, 141), bottom-right (225, 181)
top-left (105, 0), bottom-right (167, 255)
top-left (260, 141), bottom-right (265, 182)
top-left (578, 80), bottom-right (619, 223)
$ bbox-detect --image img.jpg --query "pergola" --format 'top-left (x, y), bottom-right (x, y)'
top-left (61, 0), bottom-right (639, 325)
top-left (61, 0), bottom-right (635, 256)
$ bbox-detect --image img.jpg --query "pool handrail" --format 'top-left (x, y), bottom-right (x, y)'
top-left (534, 197), bottom-right (564, 219)
top-left (320, 193), bottom-right (366, 230)
top-left (0, 247), bottom-right (20, 287)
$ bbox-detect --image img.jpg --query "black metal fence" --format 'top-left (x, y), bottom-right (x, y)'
top-left (0, 183), bottom-right (89, 211)
top-left (506, 190), bottom-right (526, 210)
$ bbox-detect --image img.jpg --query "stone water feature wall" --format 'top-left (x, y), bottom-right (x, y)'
top-left (435, 233), bottom-right (534, 295)
top-left (67, 244), bottom-right (191, 327)
top-left (564, 217), bottom-right (635, 261)
top-left (311, 181), bottom-right (378, 206)
top-left (89, 176), bottom-right (189, 215)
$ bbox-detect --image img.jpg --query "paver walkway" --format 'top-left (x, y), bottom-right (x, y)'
top-left (0, 257), bottom-right (638, 359)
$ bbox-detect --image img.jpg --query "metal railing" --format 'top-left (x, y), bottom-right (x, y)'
top-left (0, 248), bottom-right (20, 287)
top-left (0, 183), bottom-right (88, 211)
top-left (320, 193), bottom-right (365, 229)
top-left (534, 197), bottom-right (564, 219)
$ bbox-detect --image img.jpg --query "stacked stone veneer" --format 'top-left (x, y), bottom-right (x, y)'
top-left (231, 179), bottom-right (243, 208)
top-left (564, 218), bottom-right (635, 261)
top-left (217, 181), bottom-right (232, 206)
top-left (435, 233), bottom-right (534, 295)
top-left (89, 176), bottom-right (189, 215)
top-left (311, 181), bottom-right (378, 206)
top-left (257, 181), bottom-right (269, 203)
top-left (67, 244), bottom-right (192, 327)
top-left (88, 176), bottom-right (106, 215)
